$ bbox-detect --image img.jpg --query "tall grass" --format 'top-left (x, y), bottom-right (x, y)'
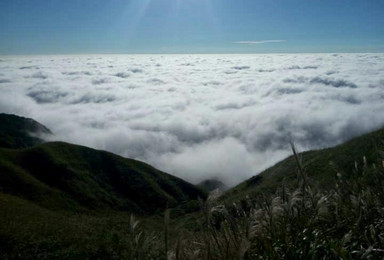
top-left (162, 144), bottom-right (384, 259)
top-left (1, 144), bottom-right (383, 259)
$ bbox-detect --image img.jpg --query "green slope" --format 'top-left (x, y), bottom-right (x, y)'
top-left (1, 113), bottom-right (383, 258)
top-left (223, 126), bottom-right (384, 201)
top-left (0, 113), bottom-right (52, 149)
top-left (0, 192), bottom-right (162, 259)
top-left (0, 113), bottom-right (207, 258)
top-left (0, 142), bottom-right (206, 214)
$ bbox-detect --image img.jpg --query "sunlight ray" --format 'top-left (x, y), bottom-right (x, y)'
top-left (108, 0), bottom-right (152, 41)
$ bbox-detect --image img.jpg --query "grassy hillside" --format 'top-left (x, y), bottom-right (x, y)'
top-left (0, 114), bottom-right (207, 258)
top-left (1, 113), bottom-right (383, 259)
top-left (223, 126), bottom-right (384, 202)
top-left (0, 141), bottom-right (206, 214)
top-left (0, 113), bottom-right (52, 149)
top-left (164, 139), bottom-right (384, 259)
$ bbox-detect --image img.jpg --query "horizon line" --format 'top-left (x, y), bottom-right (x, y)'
top-left (1, 51), bottom-right (384, 56)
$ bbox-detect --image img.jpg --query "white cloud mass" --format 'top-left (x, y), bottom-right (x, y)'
top-left (0, 54), bottom-right (383, 186)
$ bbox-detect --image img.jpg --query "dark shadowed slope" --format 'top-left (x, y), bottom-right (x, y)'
top-left (0, 113), bottom-right (52, 149)
top-left (0, 142), bottom-right (206, 214)
top-left (223, 126), bottom-right (384, 202)
top-left (0, 114), bottom-right (206, 214)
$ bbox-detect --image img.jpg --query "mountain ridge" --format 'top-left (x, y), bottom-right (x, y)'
top-left (0, 113), bottom-right (52, 149)
top-left (1, 113), bottom-right (383, 258)
top-left (223, 125), bottom-right (384, 202)
top-left (0, 114), bottom-right (206, 214)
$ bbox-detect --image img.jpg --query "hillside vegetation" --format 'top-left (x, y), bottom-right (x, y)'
top-left (164, 139), bottom-right (384, 259)
top-left (0, 113), bottom-right (383, 259)
top-left (224, 126), bottom-right (384, 202)
top-left (0, 113), bottom-right (205, 214)
top-left (0, 113), bottom-right (52, 149)
top-left (0, 114), bottom-right (207, 258)
top-left (0, 142), bottom-right (206, 214)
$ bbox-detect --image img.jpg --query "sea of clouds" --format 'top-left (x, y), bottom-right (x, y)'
top-left (0, 54), bottom-right (383, 186)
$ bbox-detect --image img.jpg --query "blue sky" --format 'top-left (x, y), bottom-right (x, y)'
top-left (0, 0), bottom-right (383, 54)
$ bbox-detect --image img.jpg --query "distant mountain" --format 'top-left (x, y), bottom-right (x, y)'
top-left (0, 113), bottom-right (52, 149)
top-left (0, 114), bottom-right (206, 214)
top-left (223, 126), bottom-right (384, 202)
top-left (198, 178), bottom-right (228, 192)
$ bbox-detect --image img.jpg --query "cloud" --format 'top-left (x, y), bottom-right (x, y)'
top-left (115, 72), bottom-right (130, 78)
top-left (62, 71), bottom-right (92, 76)
top-left (235, 40), bottom-right (286, 44)
top-left (0, 79), bottom-right (11, 83)
top-left (92, 78), bottom-right (110, 85)
top-left (309, 77), bottom-right (358, 88)
top-left (19, 65), bottom-right (40, 70)
top-left (31, 71), bottom-right (49, 79)
top-left (129, 68), bottom-right (143, 73)
top-left (231, 66), bottom-right (250, 70)
top-left (0, 54), bottom-right (383, 187)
